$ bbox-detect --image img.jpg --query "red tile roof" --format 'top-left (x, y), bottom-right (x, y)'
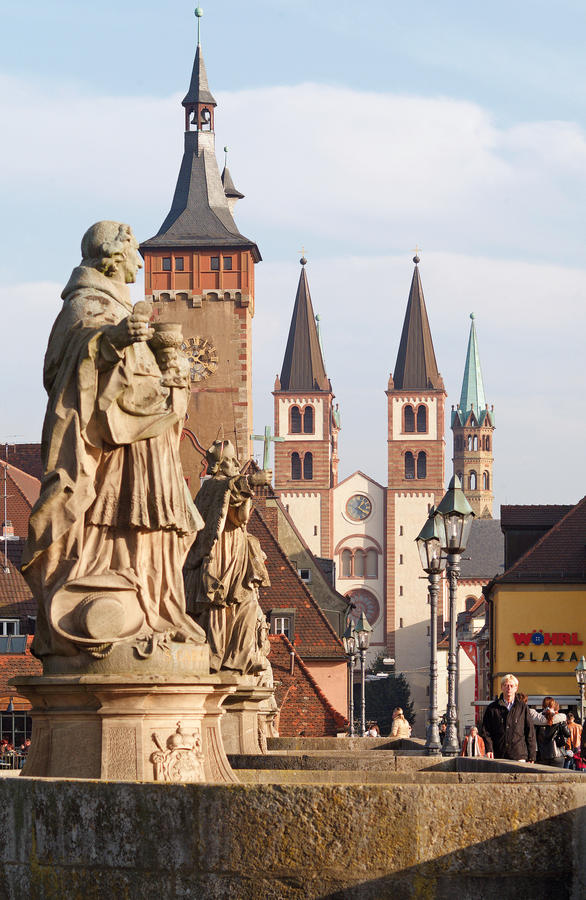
top-left (0, 550), bottom-right (35, 619)
top-left (7, 444), bottom-right (43, 481)
top-left (500, 504), bottom-right (573, 530)
top-left (249, 507), bottom-right (345, 660)
top-left (0, 460), bottom-right (40, 538)
top-left (498, 496), bottom-right (586, 583)
top-left (269, 634), bottom-right (347, 736)
top-left (0, 635), bottom-right (41, 710)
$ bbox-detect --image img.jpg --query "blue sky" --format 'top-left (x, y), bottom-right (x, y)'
top-left (2, 2), bottom-right (585, 509)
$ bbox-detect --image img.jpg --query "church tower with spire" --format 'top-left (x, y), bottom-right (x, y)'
top-left (386, 257), bottom-right (446, 718)
top-left (273, 258), bottom-right (340, 557)
top-left (452, 314), bottom-right (495, 518)
top-left (140, 8), bottom-right (260, 486)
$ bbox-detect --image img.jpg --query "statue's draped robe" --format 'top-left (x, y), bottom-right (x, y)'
top-left (184, 475), bottom-right (270, 673)
top-left (22, 266), bottom-right (204, 658)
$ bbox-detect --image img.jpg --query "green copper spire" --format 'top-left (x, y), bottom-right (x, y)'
top-left (459, 313), bottom-right (486, 419)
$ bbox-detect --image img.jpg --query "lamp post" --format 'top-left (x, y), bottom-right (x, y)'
top-left (433, 475), bottom-right (475, 757)
top-left (354, 611), bottom-right (372, 736)
top-left (575, 655), bottom-right (586, 725)
top-left (342, 618), bottom-right (357, 736)
top-left (416, 507), bottom-right (447, 755)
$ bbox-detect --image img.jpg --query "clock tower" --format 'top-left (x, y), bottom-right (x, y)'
top-left (140, 10), bottom-right (261, 487)
top-left (273, 257), bottom-right (340, 557)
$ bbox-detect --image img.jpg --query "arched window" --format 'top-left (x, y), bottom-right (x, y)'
top-left (345, 589), bottom-right (380, 627)
top-left (483, 471), bottom-right (490, 490)
top-left (454, 436), bottom-right (461, 451)
top-left (469, 471), bottom-right (477, 491)
top-left (405, 451), bottom-right (415, 479)
top-left (473, 435), bottom-right (478, 451)
top-left (354, 550), bottom-right (365, 577)
top-left (201, 107), bottom-right (212, 130)
top-left (303, 452), bottom-right (313, 480)
top-left (457, 471), bottom-right (464, 484)
top-left (484, 436), bottom-right (491, 451)
top-left (467, 435), bottom-right (473, 451)
top-left (416, 405), bottom-right (427, 433)
top-left (291, 452), bottom-right (301, 480)
top-left (303, 406), bottom-right (314, 433)
top-left (366, 549), bottom-right (378, 578)
top-left (341, 549), bottom-right (352, 577)
top-left (404, 405), bottom-right (415, 433)
top-left (417, 451), bottom-right (427, 479)
top-left (290, 406), bottom-right (301, 434)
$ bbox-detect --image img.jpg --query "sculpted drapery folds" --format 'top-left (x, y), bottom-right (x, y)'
top-left (22, 221), bottom-right (205, 662)
top-left (184, 440), bottom-right (272, 675)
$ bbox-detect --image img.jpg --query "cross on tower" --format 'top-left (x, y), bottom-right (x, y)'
top-left (251, 425), bottom-right (284, 471)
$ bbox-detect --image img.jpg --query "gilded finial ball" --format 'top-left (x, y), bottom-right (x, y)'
top-left (413, 255), bottom-right (420, 265)
top-left (300, 256), bottom-right (307, 266)
top-left (195, 7), bottom-right (204, 17)
top-left (470, 312), bottom-right (475, 320)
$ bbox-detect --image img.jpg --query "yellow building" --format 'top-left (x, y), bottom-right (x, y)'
top-left (485, 499), bottom-right (586, 706)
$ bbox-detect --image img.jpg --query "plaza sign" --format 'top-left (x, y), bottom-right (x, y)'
top-left (513, 631), bottom-right (582, 664)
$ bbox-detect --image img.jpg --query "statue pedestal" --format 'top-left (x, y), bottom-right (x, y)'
top-left (220, 682), bottom-right (275, 755)
top-left (12, 674), bottom-right (239, 783)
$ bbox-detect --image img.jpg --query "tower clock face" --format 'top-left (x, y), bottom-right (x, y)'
top-left (181, 336), bottom-right (218, 382)
top-left (346, 494), bottom-right (372, 521)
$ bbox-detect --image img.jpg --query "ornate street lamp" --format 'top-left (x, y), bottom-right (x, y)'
top-left (416, 507), bottom-right (447, 755)
top-left (575, 656), bottom-right (586, 725)
top-left (354, 611), bottom-right (372, 736)
top-left (433, 475), bottom-right (475, 757)
top-left (342, 618), bottom-right (357, 736)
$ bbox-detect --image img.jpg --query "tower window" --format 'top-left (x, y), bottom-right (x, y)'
top-left (366, 549), bottom-right (378, 578)
top-left (303, 452), bottom-right (313, 480)
top-left (416, 405), bottom-right (427, 433)
top-left (400, 618), bottom-right (404, 628)
top-left (469, 471), bottom-right (477, 491)
top-left (175, 257), bottom-right (184, 271)
top-left (417, 451), bottom-right (427, 479)
top-left (223, 256), bottom-right (233, 271)
top-left (473, 435), bottom-right (478, 451)
top-left (399, 586), bottom-right (403, 596)
top-left (404, 405), bottom-right (415, 433)
top-left (200, 107), bottom-right (212, 130)
top-left (484, 436), bottom-right (491, 451)
top-left (467, 435), bottom-right (473, 451)
top-left (290, 406), bottom-right (302, 434)
top-left (162, 258), bottom-right (172, 271)
top-left (399, 554), bottom-right (404, 565)
top-left (303, 406), bottom-right (314, 433)
top-left (210, 256), bottom-right (220, 271)
top-left (291, 452), bottom-right (301, 481)
top-left (354, 550), bottom-right (365, 577)
top-left (405, 452), bottom-right (415, 479)
top-left (341, 549), bottom-right (352, 577)
top-left (483, 471), bottom-right (490, 490)
top-left (399, 526), bottom-right (404, 536)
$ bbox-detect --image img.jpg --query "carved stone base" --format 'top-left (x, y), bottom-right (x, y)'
top-left (220, 683), bottom-right (275, 755)
top-left (12, 675), bottom-right (239, 783)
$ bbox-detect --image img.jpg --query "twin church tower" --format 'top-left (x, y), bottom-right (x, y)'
top-left (141, 14), bottom-right (495, 668)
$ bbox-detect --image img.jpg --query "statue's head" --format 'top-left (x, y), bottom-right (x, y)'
top-left (80, 221), bottom-right (142, 284)
top-left (205, 439), bottom-right (239, 477)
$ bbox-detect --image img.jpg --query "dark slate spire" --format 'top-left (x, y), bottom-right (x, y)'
top-left (221, 165), bottom-right (244, 200)
top-left (182, 43), bottom-right (217, 108)
top-left (279, 260), bottom-right (329, 392)
top-left (141, 14), bottom-right (259, 258)
top-left (393, 258), bottom-right (443, 390)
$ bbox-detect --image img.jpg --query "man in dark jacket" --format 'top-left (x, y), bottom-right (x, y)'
top-left (481, 674), bottom-right (536, 762)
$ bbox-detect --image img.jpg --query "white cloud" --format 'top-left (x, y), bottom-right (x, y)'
top-left (1, 75), bottom-right (585, 508)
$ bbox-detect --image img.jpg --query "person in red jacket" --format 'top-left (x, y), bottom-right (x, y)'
top-left (460, 725), bottom-right (486, 757)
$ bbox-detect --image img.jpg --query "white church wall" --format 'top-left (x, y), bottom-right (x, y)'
top-left (279, 492), bottom-right (322, 556)
top-left (277, 397), bottom-right (324, 441)
top-left (391, 396), bottom-right (438, 441)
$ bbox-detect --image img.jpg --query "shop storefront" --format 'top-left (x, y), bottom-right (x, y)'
top-left (488, 583), bottom-right (583, 707)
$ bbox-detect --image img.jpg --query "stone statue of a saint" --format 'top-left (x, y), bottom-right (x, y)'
top-left (22, 221), bottom-right (205, 664)
top-left (184, 440), bottom-right (272, 675)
